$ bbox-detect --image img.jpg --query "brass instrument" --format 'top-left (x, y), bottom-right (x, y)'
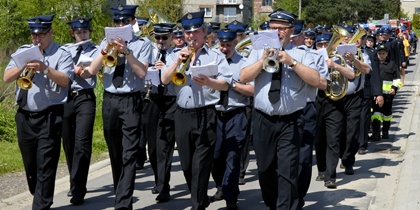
top-left (97, 67), bottom-right (104, 83)
top-left (139, 8), bottom-right (171, 41)
top-left (348, 27), bottom-right (367, 76)
top-left (324, 26), bottom-right (350, 101)
top-left (262, 44), bottom-right (280, 73)
top-left (172, 40), bottom-right (195, 86)
top-left (235, 36), bottom-right (252, 57)
top-left (17, 44), bottom-right (41, 90)
top-left (144, 79), bottom-right (152, 101)
top-left (102, 44), bottom-right (120, 68)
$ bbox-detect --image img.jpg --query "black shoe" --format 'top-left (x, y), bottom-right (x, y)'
top-left (210, 190), bottom-right (223, 202)
top-left (339, 163), bottom-right (345, 169)
top-left (369, 133), bottom-right (380, 141)
top-left (315, 173), bottom-right (325, 181)
top-left (70, 196), bottom-right (84, 205)
top-left (226, 201), bottom-right (238, 210)
top-left (67, 190), bottom-right (73, 197)
top-left (344, 166), bottom-right (354, 175)
top-left (155, 192), bottom-right (171, 203)
top-left (238, 178), bottom-right (246, 185)
top-left (382, 133), bottom-right (389, 139)
top-left (151, 186), bottom-right (159, 194)
top-left (358, 149), bottom-right (368, 155)
top-left (324, 180), bottom-right (336, 189)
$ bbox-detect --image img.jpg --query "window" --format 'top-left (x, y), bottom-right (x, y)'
top-left (200, 8), bottom-right (212, 18)
top-left (224, 7), bottom-right (237, 22)
top-left (416, 8), bottom-right (420, 14)
top-left (262, 0), bottom-right (272, 6)
top-left (228, 0), bottom-right (237, 3)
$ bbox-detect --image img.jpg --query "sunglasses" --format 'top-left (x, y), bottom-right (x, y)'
top-left (155, 36), bottom-right (169, 41)
top-left (113, 19), bottom-right (131, 25)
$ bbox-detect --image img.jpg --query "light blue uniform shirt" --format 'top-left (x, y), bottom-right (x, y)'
top-left (99, 35), bottom-right (152, 94)
top-left (64, 41), bottom-right (99, 90)
top-left (6, 42), bottom-right (73, 112)
top-left (146, 43), bottom-right (176, 96)
top-left (163, 45), bottom-right (232, 109)
top-left (223, 51), bottom-right (251, 111)
top-left (241, 42), bottom-right (316, 116)
top-left (297, 45), bottom-right (329, 102)
top-left (346, 52), bottom-right (371, 95)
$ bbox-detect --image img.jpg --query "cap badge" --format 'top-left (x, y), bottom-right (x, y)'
top-left (79, 19), bottom-right (85, 24)
top-left (233, 20), bottom-right (238, 25)
top-left (35, 19), bottom-right (41, 23)
top-left (187, 13), bottom-right (193, 20)
top-left (118, 4), bottom-right (123, 11)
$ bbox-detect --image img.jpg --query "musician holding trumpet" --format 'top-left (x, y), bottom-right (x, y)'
top-left (61, 17), bottom-right (99, 205)
top-left (240, 8), bottom-right (320, 210)
top-left (161, 11), bottom-right (232, 210)
top-left (87, 4), bottom-right (152, 209)
top-left (3, 14), bottom-right (73, 209)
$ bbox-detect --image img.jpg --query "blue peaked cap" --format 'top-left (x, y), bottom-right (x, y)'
top-left (27, 14), bottom-right (54, 33)
top-left (111, 4), bottom-right (138, 21)
top-left (67, 17), bottom-right (91, 31)
top-left (178, 11), bottom-right (205, 32)
top-left (217, 29), bottom-right (237, 42)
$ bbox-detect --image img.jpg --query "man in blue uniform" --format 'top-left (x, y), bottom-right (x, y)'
top-left (161, 11), bottom-right (232, 210)
top-left (3, 14), bottom-right (73, 209)
top-left (209, 28), bottom-right (254, 210)
top-left (88, 4), bottom-right (152, 209)
top-left (62, 16), bottom-right (99, 205)
top-left (240, 8), bottom-right (320, 210)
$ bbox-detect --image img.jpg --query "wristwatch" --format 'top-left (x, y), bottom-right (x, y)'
top-left (123, 48), bottom-right (131, 57)
top-left (289, 59), bottom-right (297, 68)
top-left (43, 62), bottom-right (49, 74)
top-left (231, 81), bottom-right (237, 89)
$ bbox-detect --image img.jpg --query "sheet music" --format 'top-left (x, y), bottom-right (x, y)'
top-left (11, 46), bottom-right (43, 69)
top-left (145, 69), bottom-right (161, 85)
top-left (76, 55), bottom-right (93, 67)
top-left (250, 30), bottom-right (282, 50)
top-left (190, 63), bottom-right (218, 78)
top-left (336, 44), bottom-right (357, 56)
top-left (105, 25), bottom-right (133, 42)
top-left (317, 48), bottom-right (329, 60)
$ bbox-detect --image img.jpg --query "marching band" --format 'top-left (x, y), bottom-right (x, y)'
top-left (3, 4), bottom-right (409, 210)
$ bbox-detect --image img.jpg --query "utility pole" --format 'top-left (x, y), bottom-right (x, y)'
top-left (299, 0), bottom-right (301, 19)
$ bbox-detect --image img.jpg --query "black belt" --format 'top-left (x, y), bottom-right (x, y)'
top-left (255, 109), bottom-right (303, 120)
top-left (69, 88), bottom-right (94, 97)
top-left (104, 91), bottom-right (141, 97)
top-left (177, 105), bottom-right (215, 112)
top-left (18, 104), bottom-right (63, 118)
top-left (217, 107), bottom-right (246, 118)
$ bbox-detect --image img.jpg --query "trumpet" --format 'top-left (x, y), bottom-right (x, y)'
top-left (262, 44), bottom-right (280, 73)
top-left (171, 40), bottom-right (195, 86)
top-left (324, 26), bottom-right (350, 101)
top-left (17, 44), bottom-right (41, 90)
top-left (348, 27), bottom-right (367, 77)
top-left (102, 44), bottom-right (120, 68)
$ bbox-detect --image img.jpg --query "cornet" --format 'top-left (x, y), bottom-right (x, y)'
top-left (17, 44), bottom-right (41, 90)
top-left (262, 44), bottom-right (280, 73)
top-left (102, 44), bottom-right (121, 68)
top-left (171, 40), bottom-right (195, 86)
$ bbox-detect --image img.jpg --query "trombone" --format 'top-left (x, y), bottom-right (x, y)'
top-left (171, 40), bottom-right (195, 86)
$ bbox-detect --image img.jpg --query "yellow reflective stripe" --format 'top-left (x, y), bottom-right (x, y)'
top-left (393, 79), bottom-right (402, 88)
top-left (383, 115), bottom-right (393, 121)
top-left (371, 112), bottom-right (383, 121)
top-left (382, 81), bottom-right (393, 92)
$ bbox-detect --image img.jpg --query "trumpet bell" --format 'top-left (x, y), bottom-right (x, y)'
top-left (263, 58), bottom-right (279, 73)
top-left (102, 54), bottom-right (117, 68)
top-left (171, 72), bottom-right (186, 86)
top-left (17, 77), bottom-right (33, 90)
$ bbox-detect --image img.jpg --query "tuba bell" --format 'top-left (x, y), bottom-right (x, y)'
top-left (235, 36), bottom-right (252, 57)
top-left (139, 8), bottom-right (171, 41)
top-left (172, 40), bottom-right (195, 86)
top-left (348, 27), bottom-right (367, 76)
top-left (324, 26), bottom-right (350, 101)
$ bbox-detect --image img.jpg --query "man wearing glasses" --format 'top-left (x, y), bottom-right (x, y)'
top-left (88, 4), bottom-right (152, 209)
top-left (61, 16), bottom-right (99, 205)
top-left (3, 14), bottom-right (73, 209)
top-left (240, 8), bottom-right (320, 210)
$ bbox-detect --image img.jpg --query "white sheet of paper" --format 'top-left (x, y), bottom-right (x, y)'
top-left (145, 69), bottom-right (161, 86)
top-left (105, 25), bottom-right (133, 42)
top-left (250, 30), bottom-right (282, 50)
top-left (336, 44), bottom-right (357, 56)
top-left (11, 46), bottom-right (43, 69)
top-left (76, 55), bottom-right (93, 67)
top-left (190, 63), bottom-right (218, 78)
top-left (317, 48), bottom-right (329, 60)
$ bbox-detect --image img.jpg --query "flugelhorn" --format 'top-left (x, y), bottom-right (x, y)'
top-left (348, 27), bottom-right (367, 76)
top-left (171, 40), bottom-right (195, 86)
top-left (17, 43), bottom-right (41, 90)
top-left (262, 44), bottom-right (280, 73)
top-left (102, 44), bottom-right (120, 68)
top-left (324, 26), bottom-right (350, 101)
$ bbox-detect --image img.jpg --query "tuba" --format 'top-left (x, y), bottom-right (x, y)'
top-left (348, 27), bottom-right (367, 76)
top-left (139, 8), bottom-right (171, 41)
top-left (172, 40), bottom-right (195, 86)
top-left (102, 44), bottom-right (120, 68)
top-left (235, 36), bottom-right (252, 57)
top-left (324, 26), bottom-right (350, 101)
top-left (262, 44), bottom-right (280, 73)
top-left (17, 44), bottom-right (41, 90)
